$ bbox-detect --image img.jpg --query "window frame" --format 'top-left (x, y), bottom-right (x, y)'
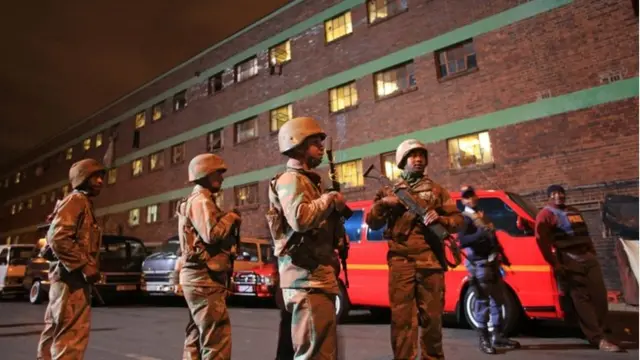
top-left (234, 183), bottom-right (259, 207)
top-left (335, 159), bottom-right (364, 189)
top-left (149, 150), bottom-right (165, 172)
top-left (269, 104), bottom-right (293, 133)
top-left (329, 82), bottom-right (358, 113)
top-left (366, 0), bottom-right (408, 25)
top-left (269, 40), bottom-right (292, 66)
top-left (132, 158), bottom-right (144, 177)
top-left (171, 143), bottom-right (186, 165)
top-left (446, 131), bottom-right (494, 170)
top-left (173, 90), bottom-right (187, 112)
top-left (135, 110), bottom-right (146, 129)
top-left (234, 56), bottom-right (259, 83)
top-left (373, 61), bottom-right (417, 100)
top-left (324, 11), bottom-right (353, 43)
top-left (207, 129), bottom-right (223, 152)
top-left (435, 39), bottom-right (478, 79)
top-left (234, 117), bottom-right (258, 144)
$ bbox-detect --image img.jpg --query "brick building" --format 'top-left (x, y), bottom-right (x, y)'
top-left (0, 0), bottom-right (637, 290)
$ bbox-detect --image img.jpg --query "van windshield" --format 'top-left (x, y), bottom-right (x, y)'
top-left (507, 192), bottom-right (539, 219)
top-left (9, 247), bottom-right (34, 265)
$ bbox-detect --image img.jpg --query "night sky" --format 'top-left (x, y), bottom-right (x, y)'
top-left (0, 0), bottom-right (289, 171)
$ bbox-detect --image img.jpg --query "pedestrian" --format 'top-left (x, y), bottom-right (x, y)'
top-left (176, 153), bottom-right (242, 359)
top-left (37, 158), bottom-right (106, 360)
top-left (457, 185), bottom-right (520, 354)
top-left (365, 139), bottom-right (464, 360)
top-left (535, 184), bottom-right (623, 352)
top-left (266, 116), bottom-right (346, 359)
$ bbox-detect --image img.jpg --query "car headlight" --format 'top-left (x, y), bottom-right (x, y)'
top-left (258, 275), bottom-right (272, 285)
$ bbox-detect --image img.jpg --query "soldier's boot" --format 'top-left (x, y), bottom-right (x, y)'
top-left (598, 339), bottom-right (624, 352)
top-left (491, 330), bottom-right (521, 349)
top-left (478, 329), bottom-right (497, 354)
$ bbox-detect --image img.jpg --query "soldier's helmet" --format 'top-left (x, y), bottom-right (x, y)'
top-left (278, 116), bottom-right (326, 155)
top-left (395, 139), bottom-right (429, 170)
top-left (188, 153), bottom-right (228, 182)
top-left (69, 158), bottom-right (106, 189)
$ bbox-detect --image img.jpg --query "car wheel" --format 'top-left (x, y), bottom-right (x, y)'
top-left (335, 281), bottom-right (350, 323)
top-left (29, 280), bottom-right (45, 304)
top-left (462, 285), bottom-right (521, 335)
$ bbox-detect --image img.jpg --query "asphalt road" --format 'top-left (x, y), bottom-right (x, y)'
top-left (0, 297), bottom-right (637, 360)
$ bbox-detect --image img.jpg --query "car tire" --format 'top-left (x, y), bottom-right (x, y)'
top-left (462, 285), bottom-right (521, 336)
top-left (29, 280), bottom-right (45, 305)
top-left (335, 281), bottom-right (350, 323)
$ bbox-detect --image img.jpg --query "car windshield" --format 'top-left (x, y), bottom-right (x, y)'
top-left (9, 247), bottom-right (34, 265)
top-left (260, 244), bottom-right (274, 263)
top-left (161, 240), bottom-right (180, 254)
top-left (101, 239), bottom-right (147, 260)
top-left (237, 242), bottom-right (259, 262)
top-left (507, 192), bottom-right (539, 219)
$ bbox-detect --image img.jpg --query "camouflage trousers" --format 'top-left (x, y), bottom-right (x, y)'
top-left (282, 288), bottom-right (337, 360)
top-left (182, 285), bottom-right (231, 360)
top-left (388, 257), bottom-right (445, 360)
top-left (182, 309), bottom-right (201, 360)
top-left (37, 281), bottom-right (92, 360)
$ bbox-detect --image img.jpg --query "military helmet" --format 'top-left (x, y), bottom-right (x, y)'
top-left (395, 139), bottom-right (429, 170)
top-left (188, 153), bottom-right (227, 182)
top-left (69, 158), bottom-right (106, 189)
top-left (277, 116), bottom-right (326, 155)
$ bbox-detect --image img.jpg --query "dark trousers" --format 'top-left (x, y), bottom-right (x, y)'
top-left (468, 261), bottom-right (507, 331)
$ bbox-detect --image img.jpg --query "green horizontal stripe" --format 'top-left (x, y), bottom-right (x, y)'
top-left (2, 0), bottom-right (572, 207)
top-left (2, 76), bottom-right (637, 237)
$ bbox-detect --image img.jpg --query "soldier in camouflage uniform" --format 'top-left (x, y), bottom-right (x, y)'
top-left (365, 139), bottom-right (464, 360)
top-left (176, 153), bottom-right (241, 360)
top-left (266, 116), bottom-right (347, 359)
top-left (173, 248), bottom-right (200, 359)
top-left (37, 158), bottom-right (106, 360)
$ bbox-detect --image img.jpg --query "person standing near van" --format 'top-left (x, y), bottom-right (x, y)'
top-left (535, 184), bottom-right (623, 352)
top-left (365, 139), bottom-right (463, 360)
top-left (176, 153), bottom-right (242, 360)
top-left (266, 116), bottom-right (346, 359)
top-left (457, 185), bottom-right (520, 354)
top-left (37, 159), bottom-right (105, 360)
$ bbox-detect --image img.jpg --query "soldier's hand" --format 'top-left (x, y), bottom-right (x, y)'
top-left (423, 210), bottom-right (440, 226)
top-left (381, 195), bottom-right (400, 208)
top-left (226, 211), bottom-right (242, 225)
top-left (333, 192), bottom-right (346, 212)
top-left (82, 264), bottom-right (101, 284)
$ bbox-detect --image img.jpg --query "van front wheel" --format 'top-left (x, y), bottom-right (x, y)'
top-left (30, 280), bottom-right (45, 304)
top-left (462, 285), bottom-right (521, 336)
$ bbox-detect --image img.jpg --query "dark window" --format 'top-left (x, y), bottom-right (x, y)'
top-left (208, 72), bottom-right (224, 94)
top-left (456, 197), bottom-right (524, 236)
top-left (173, 90), bottom-right (187, 111)
top-left (344, 210), bottom-right (364, 243)
top-left (436, 40), bottom-right (477, 78)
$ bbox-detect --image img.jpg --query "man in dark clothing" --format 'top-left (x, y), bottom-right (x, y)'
top-left (535, 184), bottom-right (623, 352)
top-left (457, 186), bottom-right (520, 354)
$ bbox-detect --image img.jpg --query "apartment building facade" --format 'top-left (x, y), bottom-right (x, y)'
top-left (0, 0), bottom-right (638, 290)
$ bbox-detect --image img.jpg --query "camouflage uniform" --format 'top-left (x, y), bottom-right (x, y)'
top-left (267, 116), bottom-right (345, 359)
top-left (174, 250), bottom-right (200, 359)
top-left (177, 153), bottom-right (239, 360)
top-left (366, 140), bottom-right (463, 360)
top-left (37, 159), bottom-right (105, 360)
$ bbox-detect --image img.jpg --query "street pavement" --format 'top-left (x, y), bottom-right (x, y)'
top-left (0, 297), bottom-right (637, 360)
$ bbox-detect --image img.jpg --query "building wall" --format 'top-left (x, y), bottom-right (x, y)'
top-left (0, 0), bottom-right (638, 290)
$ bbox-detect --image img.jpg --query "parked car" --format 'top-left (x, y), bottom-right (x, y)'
top-left (0, 244), bottom-right (36, 299)
top-left (230, 237), bottom-right (277, 299)
top-left (24, 235), bottom-right (148, 304)
top-left (141, 235), bottom-right (181, 296)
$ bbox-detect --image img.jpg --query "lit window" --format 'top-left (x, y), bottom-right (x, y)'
top-left (146, 205), bottom-right (159, 224)
top-left (235, 57), bottom-right (259, 83)
top-left (62, 185), bottom-right (70, 197)
top-left (234, 183), bottom-right (259, 206)
top-left (18, 202), bottom-right (24, 212)
top-left (325, 12), bottom-right (353, 43)
top-left (128, 209), bottom-right (140, 227)
top-left (96, 133), bottom-right (103, 147)
top-left (374, 61), bottom-right (416, 99)
top-left (15, 172), bottom-right (20, 184)
top-left (447, 131), bottom-right (494, 169)
top-left (27, 199), bottom-right (32, 209)
top-left (235, 118), bottom-right (258, 143)
top-left (11, 204), bottom-right (16, 215)
top-left (329, 82), bottom-right (358, 113)
top-left (269, 40), bottom-right (291, 66)
top-left (107, 168), bottom-right (117, 185)
top-left (6, 236), bottom-right (11, 244)
top-left (150, 151), bottom-right (164, 171)
top-left (50, 191), bottom-right (56, 203)
top-left (336, 160), bottom-right (364, 189)
top-left (171, 143), bottom-right (185, 164)
top-left (436, 40), bottom-right (477, 78)
top-left (40, 193), bottom-right (47, 205)
top-left (152, 101), bottom-right (164, 121)
top-left (381, 152), bottom-right (402, 180)
top-left (367, 0), bottom-right (407, 24)
top-left (65, 148), bottom-right (73, 160)
top-left (135, 111), bottom-right (146, 129)
top-left (207, 130), bottom-right (223, 152)
top-left (173, 90), bottom-right (187, 112)
top-left (215, 192), bottom-right (224, 209)
top-left (208, 72), bottom-right (224, 95)
top-left (270, 104), bottom-right (292, 132)
top-left (83, 138), bottom-right (91, 151)
top-left (132, 159), bottom-right (144, 177)
top-left (169, 199), bottom-right (180, 219)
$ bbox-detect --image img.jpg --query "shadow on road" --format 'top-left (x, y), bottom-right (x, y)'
top-left (0, 322), bottom-right (45, 328)
top-left (0, 327), bottom-right (118, 338)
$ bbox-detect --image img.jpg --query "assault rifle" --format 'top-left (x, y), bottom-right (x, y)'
top-left (325, 136), bottom-right (351, 288)
top-left (227, 208), bottom-right (241, 293)
top-left (363, 164), bottom-right (462, 269)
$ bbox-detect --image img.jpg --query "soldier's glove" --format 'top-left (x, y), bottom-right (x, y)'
top-left (225, 211), bottom-right (242, 226)
top-left (81, 264), bottom-right (101, 284)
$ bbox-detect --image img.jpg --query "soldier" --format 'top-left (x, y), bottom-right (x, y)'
top-left (176, 153), bottom-right (241, 360)
top-left (37, 158), bottom-right (106, 360)
top-left (535, 185), bottom-right (623, 352)
top-left (266, 116), bottom-right (346, 359)
top-left (273, 253), bottom-right (295, 360)
top-left (365, 139), bottom-right (463, 360)
top-left (172, 247), bottom-right (200, 359)
top-left (457, 185), bottom-right (520, 354)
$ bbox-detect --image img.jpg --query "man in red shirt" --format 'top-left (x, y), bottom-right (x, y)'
top-left (535, 185), bottom-right (623, 352)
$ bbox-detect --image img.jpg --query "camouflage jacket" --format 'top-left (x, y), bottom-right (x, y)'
top-left (366, 175), bottom-right (463, 269)
top-left (46, 190), bottom-right (102, 284)
top-left (177, 185), bottom-right (238, 287)
top-left (268, 159), bottom-right (341, 294)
